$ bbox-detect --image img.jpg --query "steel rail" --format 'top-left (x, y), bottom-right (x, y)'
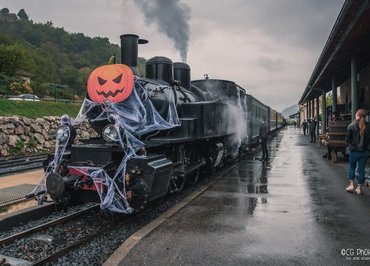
top-left (30, 212), bottom-right (142, 266)
top-left (0, 204), bottom-right (100, 246)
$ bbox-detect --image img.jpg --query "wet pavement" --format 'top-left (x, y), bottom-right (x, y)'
top-left (118, 127), bottom-right (370, 265)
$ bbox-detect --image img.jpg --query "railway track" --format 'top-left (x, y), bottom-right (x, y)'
top-left (0, 203), bottom-right (144, 265)
top-left (0, 205), bottom-right (99, 246)
top-left (0, 162), bottom-right (237, 265)
top-left (0, 204), bottom-right (102, 265)
top-left (0, 154), bottom-right (47, 176)
top-left (32, 212), bottom-right (141, 266)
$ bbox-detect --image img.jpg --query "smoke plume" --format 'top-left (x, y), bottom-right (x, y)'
top-left (134, 0), bottom-right (191, 62)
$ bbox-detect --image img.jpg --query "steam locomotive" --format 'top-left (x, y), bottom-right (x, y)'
top-left (32, 34), bottom-right (284, 213)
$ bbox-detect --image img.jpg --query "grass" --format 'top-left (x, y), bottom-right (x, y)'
top-left (0, 99), bottom-right (81, 119)
top-left (0, 205), bottom-right (10, 213)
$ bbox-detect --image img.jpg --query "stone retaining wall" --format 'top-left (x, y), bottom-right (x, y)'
top-left (0, 116), bottom-right (97, 157)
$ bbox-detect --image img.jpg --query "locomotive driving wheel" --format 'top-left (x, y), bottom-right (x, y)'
top-left (126, 177), bottom-right (150, 211)
top-left (185, 168), bottom-right (200, 185)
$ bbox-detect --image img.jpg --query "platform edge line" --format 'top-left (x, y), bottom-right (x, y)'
top-left (103, 162), bottom-right (239, 266)
top-left (102, 183), bottom-right (212, 266)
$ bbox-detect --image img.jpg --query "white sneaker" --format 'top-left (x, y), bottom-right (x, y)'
top-left (346, 184), bottom-right (354, 193)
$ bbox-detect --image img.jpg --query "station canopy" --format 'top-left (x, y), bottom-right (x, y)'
top-left (299, 0), bottom-right (370, 104)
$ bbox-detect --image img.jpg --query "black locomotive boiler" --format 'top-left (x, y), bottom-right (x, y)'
top-left (32, 34), bottom-right (283, 213)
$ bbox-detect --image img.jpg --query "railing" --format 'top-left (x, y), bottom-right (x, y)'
top-left (41, 97), bottom-right (83, 104)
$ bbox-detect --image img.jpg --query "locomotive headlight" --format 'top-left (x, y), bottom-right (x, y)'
top-left (102, 125), bottom-right (119, 142)
top-left (56, 125), bottom-right (70, 143)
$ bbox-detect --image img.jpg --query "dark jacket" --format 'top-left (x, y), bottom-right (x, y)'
top-left (309, 119), bottom-right (316, 133)
top-left (259, 122), bottom-right (269, 141)
top-left (346, 121), bottom-right (370, 151)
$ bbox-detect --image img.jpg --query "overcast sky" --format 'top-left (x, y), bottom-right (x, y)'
top-left (0, 0), bottom-right (345, 112)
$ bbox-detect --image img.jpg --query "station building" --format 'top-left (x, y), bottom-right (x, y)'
top-left (299, 0), bottom-right (370, 134)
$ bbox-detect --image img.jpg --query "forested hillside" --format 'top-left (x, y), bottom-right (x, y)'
top-left (0, 8), bottom-right (145, 99)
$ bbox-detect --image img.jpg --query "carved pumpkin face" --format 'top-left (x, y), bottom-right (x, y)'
top-left (87, 64), bottom-right (134, 103)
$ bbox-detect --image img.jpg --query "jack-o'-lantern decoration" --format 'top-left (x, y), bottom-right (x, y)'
top-left (87, 64), bottom-right (134, 104)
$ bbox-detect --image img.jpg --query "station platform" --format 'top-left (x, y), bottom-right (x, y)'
top-left (105, 127), bottom-right (370, 265)
top-left (0, 169), bottom-right (42, 206)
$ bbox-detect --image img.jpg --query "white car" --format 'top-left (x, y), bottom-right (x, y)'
top-left (8, 94), bottom-right (41, 101)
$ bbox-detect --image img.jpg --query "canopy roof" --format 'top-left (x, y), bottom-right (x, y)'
top-left (299, 0), bottom-right (370, 104)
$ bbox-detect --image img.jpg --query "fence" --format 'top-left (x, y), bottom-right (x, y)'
top-left (2, 95), bottom-right (83, 104)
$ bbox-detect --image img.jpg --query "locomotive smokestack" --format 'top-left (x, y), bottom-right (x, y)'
top-left (120, 34), bottom-right (148, 75)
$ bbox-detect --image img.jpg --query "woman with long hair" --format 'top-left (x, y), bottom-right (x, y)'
top-left (345, 109), bottom-right (370, 195)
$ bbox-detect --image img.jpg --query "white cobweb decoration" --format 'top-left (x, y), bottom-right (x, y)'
top-left (32, 77), bottom-right (180, 213)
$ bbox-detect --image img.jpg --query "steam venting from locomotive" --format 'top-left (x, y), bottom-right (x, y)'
top-left (195, 81), bottom-right (248, 157)
top-left (134, 0), bottom-right (191, 62)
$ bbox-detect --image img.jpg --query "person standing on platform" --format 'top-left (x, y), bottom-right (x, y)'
top-left (259, 118), bottom-right (269, 161)
top-left (310, 117), bottom-right (317, 143)
top-left (345, 109), bottom-right (370, 195)
top-left (302, 119), bottom-right (308, 135)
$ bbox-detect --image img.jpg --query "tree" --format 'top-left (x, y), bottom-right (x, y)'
top-left (10, 81), bottom-right (33, 95)
top-left (61, 67), bottom-right (81, 89)
top-left (0, 8), bottom-right (9, 14)
top-left (46, 21), bottom-right (54, 27)
top-left (17, 9), bottom-right (29, 20)
top-left (0, 44), bottom-right (35, 76)
top-left (30, 81), bottom-right (48, 97)
top-left (0, 73), bottom-right (23, 95)
top-left (23, 28), bottom-right (41, 46)
top-left (0, 16), bottom-right (129, 97)
top-left (0, 44), bottom-right (25, 75)
top-left (326, 92), bottom-right (333, 107)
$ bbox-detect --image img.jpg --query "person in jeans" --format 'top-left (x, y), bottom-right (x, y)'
top-left (259, 118), bottom-right (269, 161)
top-left (345, 109), bottom-right (370, 195)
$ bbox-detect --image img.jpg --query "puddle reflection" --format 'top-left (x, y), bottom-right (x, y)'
top-left (237, 160), bottom-right (271, 216)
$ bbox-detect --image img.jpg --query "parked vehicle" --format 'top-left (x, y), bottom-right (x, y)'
top-left (8, 94), bottom-right (41, 101)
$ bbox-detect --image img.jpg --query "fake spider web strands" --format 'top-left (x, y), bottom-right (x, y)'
top-left (32, 78), bottom-right (181, 213)
top-left (31, 126), bottom-right (71, 204)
